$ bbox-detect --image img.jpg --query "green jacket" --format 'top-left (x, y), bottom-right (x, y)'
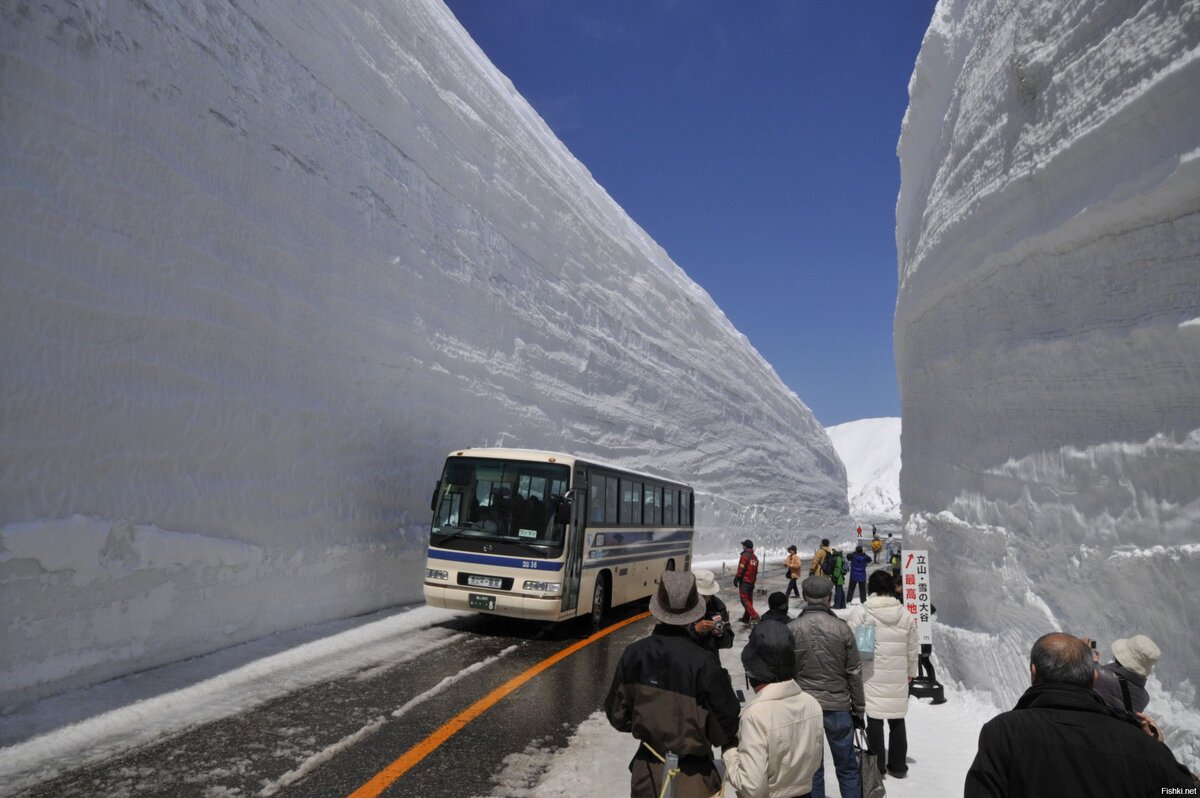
top-left (831, 553), bottom-right (846, 585)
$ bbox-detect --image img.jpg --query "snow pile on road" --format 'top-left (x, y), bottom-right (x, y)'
top-left (894, 0), bottom-right (1200, 765)
top-left (0, 0), bottom-right (846, 707)
top-left (825, 417), bottom-right (902, 521)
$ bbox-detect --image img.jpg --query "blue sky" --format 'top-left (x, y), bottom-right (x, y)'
top-left (445, 1), bottom-right (938, 426)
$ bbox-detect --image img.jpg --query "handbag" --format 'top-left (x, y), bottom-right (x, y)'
top-left (855, 728), bottom-right (887, 798)
top-left (855, 619), bottom-right (876, 660)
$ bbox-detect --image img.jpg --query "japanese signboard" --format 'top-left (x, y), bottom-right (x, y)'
top-left (902, 549), bottom-right (933, 645)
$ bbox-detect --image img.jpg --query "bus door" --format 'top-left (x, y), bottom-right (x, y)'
top-left (560, 468), bottom-right (586, 613)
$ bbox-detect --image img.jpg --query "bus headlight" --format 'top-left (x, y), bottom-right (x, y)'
top-left (426, 568), bottom-right (449, 581)
top-left (523, 580), bottom-right (561, 595)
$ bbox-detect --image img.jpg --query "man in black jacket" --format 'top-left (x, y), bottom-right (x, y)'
top-left (964, 633), bottom-right (1195, 797)
top-left (605, 570), bottom-right (741, 798)
top-left (688, 568), bottom-right (735, 663)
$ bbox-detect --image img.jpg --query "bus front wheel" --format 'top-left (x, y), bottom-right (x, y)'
top-left (590, 574), bottom-right (609, 632)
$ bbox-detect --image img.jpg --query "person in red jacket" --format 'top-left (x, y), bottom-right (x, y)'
top-left (734, 539), bottom-right (760, 624)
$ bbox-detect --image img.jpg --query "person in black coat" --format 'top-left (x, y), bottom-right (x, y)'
top-left (759, 591), bottom-right (792, 625)
top-left (964, 633), bottom-right (1195, 797)
top-left (606, 571), bottom-right (741, 798)
top-left (688, 568), bottom-right (734, 662)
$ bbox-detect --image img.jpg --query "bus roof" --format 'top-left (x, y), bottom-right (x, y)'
top-left (443, 447), bottom-right (692, 491)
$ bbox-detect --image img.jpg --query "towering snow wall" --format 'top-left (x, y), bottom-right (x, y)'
top-left (896, 0), bottom-right (1200, 762)
top-left (0, 0), bottom-right (847, 706)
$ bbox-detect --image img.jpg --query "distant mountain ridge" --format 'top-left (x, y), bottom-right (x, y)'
top-left (825, 417), bottom-right (901, 522)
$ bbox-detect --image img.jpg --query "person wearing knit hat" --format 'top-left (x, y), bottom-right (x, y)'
top-left (1093, 634), bottom-right (1161, 714)
top-left (724, 620), bottom-right (823, 798)
top-left (760, 591), bottom-right (792, 624)
top-left (605, 570), bottom-right (741, 798)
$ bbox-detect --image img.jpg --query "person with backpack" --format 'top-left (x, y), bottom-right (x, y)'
top-left (1089, 634), bottom-right (1160, 714)
top-left (809, 538), bottom-right (833, 576)
top-left (831, 549), bottom-right (847, 610)
top-left (848, 570), bottom-right (918, 779)
top-left (847, 545), bottom-right (872, 605)
top-left (734, 539), bottom-right (760, 625)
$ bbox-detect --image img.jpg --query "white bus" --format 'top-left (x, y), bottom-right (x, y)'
top-left (422, 448), bottom-right (695, 628)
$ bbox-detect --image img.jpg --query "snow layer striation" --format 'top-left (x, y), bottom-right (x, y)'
top-left (0, 1), bottom-right (846, 706)
top-left (895, 0), bottom-right (1200, 759)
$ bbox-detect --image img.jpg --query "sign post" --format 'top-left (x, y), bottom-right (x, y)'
top-left (903, 549), bottom-right (946, 703)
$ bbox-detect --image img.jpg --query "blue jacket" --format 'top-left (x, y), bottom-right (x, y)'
top-left (849, 552), bottom-right (871, 581)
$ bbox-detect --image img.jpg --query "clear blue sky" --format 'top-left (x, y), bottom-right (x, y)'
top-left (445, 1), bottom-right (938, 426)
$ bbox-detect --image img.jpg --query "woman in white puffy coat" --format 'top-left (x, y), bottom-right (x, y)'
top-left (848, 568), bottom-right (918, 778)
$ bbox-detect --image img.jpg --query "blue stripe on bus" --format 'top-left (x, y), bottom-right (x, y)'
top-left (583, 546), bottom-right (693, 569)
top-left (587, 540), bottom-right (692, 559)
top-left (589, 529), bottom-right (694, 547)
top-left (427, 549), bottom-right (565, 571)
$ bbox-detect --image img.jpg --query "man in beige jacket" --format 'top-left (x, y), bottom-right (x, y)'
top-left (724, 619), bottom-right (823, 798)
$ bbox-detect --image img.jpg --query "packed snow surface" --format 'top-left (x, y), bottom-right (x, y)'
top-left (0, 0), bottom-right (848, 707)
top-left (894, 0), bottom-right (1200, 763)
top-left (825, 417), bottom-right (902, 521)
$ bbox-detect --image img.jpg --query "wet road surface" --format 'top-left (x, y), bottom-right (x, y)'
top-left (16, 605), bottom-right (653, 798)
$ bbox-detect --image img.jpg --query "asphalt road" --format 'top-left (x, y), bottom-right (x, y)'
top-left (17, 552), bottom-right (886, 797)
top-left (16, 604), bottom-right (654, 798)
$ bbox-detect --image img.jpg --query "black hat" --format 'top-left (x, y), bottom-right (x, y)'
top-left (768, 592), bottom-right (788, 611)
top-left (741, 620), bottom-right (796, 684)
top-left (741, 539), bottom-right (754, 548)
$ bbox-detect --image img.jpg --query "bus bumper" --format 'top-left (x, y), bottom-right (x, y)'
top-left (424, 583), bottom-right (564, 621)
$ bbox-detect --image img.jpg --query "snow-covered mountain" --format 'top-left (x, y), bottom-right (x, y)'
top-left (895, 0), bottom-right (1200, 756)
top-left (0, 1), bottom-right (847, 706)
top-left (825, 417), bottom-right (901, 522)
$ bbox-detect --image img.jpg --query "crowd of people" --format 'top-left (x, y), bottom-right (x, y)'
top-left (602, 539), bottom-right (1196, 798)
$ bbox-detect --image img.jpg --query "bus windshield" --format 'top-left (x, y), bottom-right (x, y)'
top-left (430, 457), bottom-right (570, 556)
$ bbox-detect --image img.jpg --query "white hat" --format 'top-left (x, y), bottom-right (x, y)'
top-left (1112, 635), bottom-right (1161, 678)
top-left (692, 569), bottom-right (719, 596)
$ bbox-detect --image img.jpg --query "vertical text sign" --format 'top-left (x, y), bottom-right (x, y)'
top-left (902, 549), bottom-right (933, 645)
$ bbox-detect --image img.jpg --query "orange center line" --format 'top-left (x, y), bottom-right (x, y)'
top-left (348, 610), bottom-right (651, 798)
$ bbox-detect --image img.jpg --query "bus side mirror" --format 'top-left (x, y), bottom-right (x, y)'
top-left (430, 480), bottom-right (441, 512)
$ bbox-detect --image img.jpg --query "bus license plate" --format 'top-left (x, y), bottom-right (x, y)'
top-left (467, 575), bottom-right (503, 589)
top-left (469, 593), bottom-right (496, 611)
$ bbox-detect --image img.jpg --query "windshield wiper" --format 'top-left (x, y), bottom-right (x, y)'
top-left (432, 526), bottom-right (478, 546)
top-left (507, 540), bottom-right (554, 557)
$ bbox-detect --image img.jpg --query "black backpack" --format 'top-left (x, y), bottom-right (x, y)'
top-left (821, 550), bottom-right (835, 575)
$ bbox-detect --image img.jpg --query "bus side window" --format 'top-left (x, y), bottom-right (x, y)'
top-left (643, 485), bottom-right (661, 526)
top-left (605, 476), bottom-right (619, 523)
top-left (589, 476), bottom-right (606, 523)
top-left (622, 480), bottom-right (643, 526)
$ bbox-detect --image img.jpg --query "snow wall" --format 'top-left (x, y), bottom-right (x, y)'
top-left (895, 0), bottom-right (1200, 765)
top-left (0, 0), bottom-right (847, 709)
